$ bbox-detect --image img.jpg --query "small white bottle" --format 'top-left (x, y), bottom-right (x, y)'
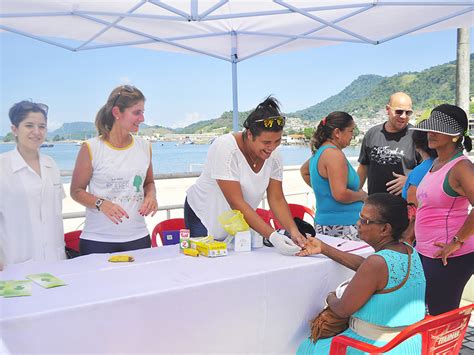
top-left (250, 229), bottom-right (263, 248)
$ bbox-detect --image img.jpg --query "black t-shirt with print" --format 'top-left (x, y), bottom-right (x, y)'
top-left (358, 122), bottom-right (421, 195)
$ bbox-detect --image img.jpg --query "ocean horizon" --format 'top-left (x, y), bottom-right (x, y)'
top-left (0, 141), bottom-right (361, 180)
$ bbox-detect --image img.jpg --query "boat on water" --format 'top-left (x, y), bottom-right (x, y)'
top-left (40, 143), bottom-right (54, 148)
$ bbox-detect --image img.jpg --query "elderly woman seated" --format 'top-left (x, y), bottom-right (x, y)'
top-left (297, 193), bottom-right (426, 354)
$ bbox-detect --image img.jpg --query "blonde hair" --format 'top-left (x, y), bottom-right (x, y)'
top-left (95, 85), bottom-right (145, 138)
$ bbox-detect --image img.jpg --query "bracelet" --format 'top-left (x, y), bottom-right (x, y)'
top-left (453, 236), bottom-right (464, 245)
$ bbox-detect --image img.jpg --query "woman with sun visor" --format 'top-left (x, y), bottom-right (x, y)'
top-left (410, 103), bottom-right (473, 316)
top-left (184, 96), bottom-right (306, 255)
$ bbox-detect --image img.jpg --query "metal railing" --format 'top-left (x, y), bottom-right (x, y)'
top-left (62, 190), bottom-right (314, 222)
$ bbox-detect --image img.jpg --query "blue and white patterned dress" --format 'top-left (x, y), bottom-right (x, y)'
top-left (297, 245), bottom-right (426, 354)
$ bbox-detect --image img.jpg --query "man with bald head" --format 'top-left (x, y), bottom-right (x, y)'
top-left (357, 92), bottom-right (421, 195)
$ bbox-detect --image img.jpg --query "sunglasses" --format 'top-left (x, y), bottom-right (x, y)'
top-left (359, 213), bottom-right (386, 225)
top-left (112, 85), bottom-right (136, 107)
top-left (253, 116), bottom-right (286, 128)
top-left (389, 106), bottom-right (413, 117)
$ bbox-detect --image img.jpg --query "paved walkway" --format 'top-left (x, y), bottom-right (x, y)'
top-left (461, 325), bottom-right (474, 354)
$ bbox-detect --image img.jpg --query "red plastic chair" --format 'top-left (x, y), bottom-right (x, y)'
top-left (151, 218), bottom-right (186, 247)
top-left (256, 208), bottom-right (272, 226)
top-left (329, 303), bottom-right (474, 354)
top-left (64, 230), bottom-right (81, 253)
top-left (270, 203), bottom-right (315, 229)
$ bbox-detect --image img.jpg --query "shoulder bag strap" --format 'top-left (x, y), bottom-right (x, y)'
top-left (375, 243), bottom-right (412, 295)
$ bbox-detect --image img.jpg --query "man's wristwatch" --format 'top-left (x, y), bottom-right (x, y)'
top-left (95, 198), bottom-right (105, 211)
top-left (453, 236), bottom-right (464, 245)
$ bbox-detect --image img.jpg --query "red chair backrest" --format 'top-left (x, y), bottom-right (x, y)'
top-left (329, 303), bottom-right (474, 354)
top-left (64, 230), bottom-right (82, 252)
top-left (256, 208), bottom-right (272, 226)
top-left (151, 218), bottom-right (186, 247)
top-left (270, 203), bottom-right (315, 229)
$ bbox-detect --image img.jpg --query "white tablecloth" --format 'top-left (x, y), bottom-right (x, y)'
top-left (0, 244), bottom-right (372, 354)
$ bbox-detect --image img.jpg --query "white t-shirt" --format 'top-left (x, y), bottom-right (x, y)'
top-left (81, 136), bottom-right (151, 243)
top-left (0, 148), bottom-right (66, 266)
top-left (186, 133), bottom-right (283, 240)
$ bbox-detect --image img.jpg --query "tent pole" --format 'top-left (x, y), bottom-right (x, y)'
top-left (455, 27), bottom-right (470, 116)
top-left (232, 61), bottom-right (239, 132)
top-left (231, 31), bottom-right (239, 132)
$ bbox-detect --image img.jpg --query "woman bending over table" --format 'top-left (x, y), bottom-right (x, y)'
top-left (71, 85), bottom-right (158, 255)
top-left (184, 96), bottom-right (306, 255)
top-left (411, 104), bottom-right (474, 315)
top-left (297, 193), bottom-right (426, 354)
top-left (300, 112), bottom-right (366, 240)
top-left (0, 101), bottom-right (66, 267)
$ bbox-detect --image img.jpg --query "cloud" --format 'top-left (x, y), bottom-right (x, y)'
top-left (47, 120), bottom-right (63, 131)
top-left (169, 112), bottom-right (207, 128)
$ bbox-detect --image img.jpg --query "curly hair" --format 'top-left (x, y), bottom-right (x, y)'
top-left (366, 193), bottom-right (409, 241)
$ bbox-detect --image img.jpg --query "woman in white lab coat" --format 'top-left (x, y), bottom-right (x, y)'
top-left (0, 101), bottom-right (66, 268)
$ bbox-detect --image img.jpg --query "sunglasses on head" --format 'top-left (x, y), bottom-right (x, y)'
top-left (112, 85), bottom-right (136, 107)
top-left (253, 116), bottom-right (286, 128)
top-left (389, 106), bottom-right (413, 117)
top-left (359, 213), bottom-right (386, 225)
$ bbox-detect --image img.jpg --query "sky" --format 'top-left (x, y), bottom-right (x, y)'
top-left (0, 28), bottom-right (473, 135)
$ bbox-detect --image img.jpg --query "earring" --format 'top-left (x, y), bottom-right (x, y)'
top-left (452, 137), bottom-right (459, 143)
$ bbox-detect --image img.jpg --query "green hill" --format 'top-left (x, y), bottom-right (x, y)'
top-left (174, 110), bottom-right (252, 134)
top-left (48, 122), bottom-right (170, 140)
top-left (295, 54), bottom-right (474, 120)
top-left (291, 74), bottom-right (384, 120)
top-left (42, 55), bottom-right (473, 138)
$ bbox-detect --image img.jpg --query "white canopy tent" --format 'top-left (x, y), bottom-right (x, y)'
top-left (1, 1), bottom-right (473, 130)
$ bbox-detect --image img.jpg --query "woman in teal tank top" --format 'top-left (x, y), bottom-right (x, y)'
top-left (297, 193), bottom-right (426, 354)
top-left (301, 112), bottom-right (367, 240)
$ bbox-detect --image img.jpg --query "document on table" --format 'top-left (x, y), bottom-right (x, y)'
top-left (315, 234), bottom-right (370, 252)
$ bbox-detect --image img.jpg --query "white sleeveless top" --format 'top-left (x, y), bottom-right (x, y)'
top-left (81, 136), bottom-right (151, 242)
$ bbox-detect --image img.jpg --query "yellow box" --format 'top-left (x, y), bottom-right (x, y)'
top-left (190, 237), bottom-right (228, 257)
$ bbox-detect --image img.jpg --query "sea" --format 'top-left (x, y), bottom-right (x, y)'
top-left (0, 141), bottom-right (361, 180)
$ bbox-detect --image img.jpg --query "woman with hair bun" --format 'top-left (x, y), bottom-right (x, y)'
top-left (301, 112), bottom-right (367, 240)
top-left (185, 96), bottom-right (306, 255)
top-left (71, 85), bottom-right (158, 255)
top-left (411, 103), bottom-right (474, 315)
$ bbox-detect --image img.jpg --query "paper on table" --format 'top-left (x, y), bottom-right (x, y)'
top-left (315, 234), bottom-right (370, 252)
top-left (3, 280), bottom-right (32, 297)
top-left (27, 273), bottom-right (66, 288)
top-left (0, 280), bottom-right (11, 296)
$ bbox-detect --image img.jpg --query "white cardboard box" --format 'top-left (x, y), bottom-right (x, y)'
top-left (234, 231), bottom-right (251, 252)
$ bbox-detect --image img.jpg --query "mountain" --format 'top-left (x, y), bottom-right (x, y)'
top-left (291, 74), bottom-right (384, 120)
top-left (49, 122), bottom-right (96, 140)
top-left (294, 54), bottom-right (474, 120)
top-left (48, 121), bottom-right (170, 140)
top-left (174, 110), bottom-right (252, 134)
top-left (45, 55), bottom-right (473, 137)
top-left (177, 55), bottom-right (473, 132)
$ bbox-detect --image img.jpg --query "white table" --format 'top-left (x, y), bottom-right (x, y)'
top-left (0, 244), bottom-right (372, 354)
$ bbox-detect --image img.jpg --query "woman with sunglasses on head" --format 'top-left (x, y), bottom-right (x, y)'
top-left (297, 193), bottom-right (426, 354)
top-left (71, 85), bottom-right (158, 255)
top-left (0, 101), bottom-right (66, 268)
top-left (300, 112), bottom-right (367, 240)
top-left (185, 96), bottom-right (306, 255)
top-left (410, 104), bottom-right (473, 316)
